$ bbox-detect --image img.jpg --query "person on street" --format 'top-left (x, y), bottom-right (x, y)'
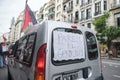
top-left (108, 50), bottom-right (113, 59)
top-left (1, 42), bottom-right (8, 66)
top-left (0, 43), bottom-right (4, 68)
top-left (105, 48), bottom-right (108, 56)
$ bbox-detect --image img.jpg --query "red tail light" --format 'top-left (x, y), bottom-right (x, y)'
top-left (71, 26), bottom-right (77, 29)
top-left (35, 43), bottom-right (46, 80)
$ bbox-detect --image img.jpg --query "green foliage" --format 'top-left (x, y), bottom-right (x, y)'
top-left (102, 26), bottom-right (120, 48)
top-left (92, 12), bottom-right (120, 49)
top-left (92, 12), bottom-right (110, 32)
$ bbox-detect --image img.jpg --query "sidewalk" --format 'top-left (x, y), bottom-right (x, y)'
top-left (101, 56), bottom-right (120, 61)
top-left (101, 52), bottom-right (120, 61)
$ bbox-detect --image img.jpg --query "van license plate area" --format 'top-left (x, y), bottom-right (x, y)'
top-left (63, 73), bottom-right (78, 80)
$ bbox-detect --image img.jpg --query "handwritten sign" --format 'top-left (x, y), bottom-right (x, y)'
top-left (53, 31), bottom-right (85, 61)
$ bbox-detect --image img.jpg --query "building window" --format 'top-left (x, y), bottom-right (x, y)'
top-left (114, 13), bottom-right (120, 27)
top-left (86, 8), bottom-right (91, 19)
top-left (88, 0), bottom-right (92, 4)
top-left (82, 24), bottom-right (85, 26)
top-left (63, 5), bottom-right (66, 11)
top-left (75, 11), bottom-right (79, 20)
top-left (71, 14), bottom-right (73, 22)
top-left (81, 11), bottom-right (85, 20)
top-left (76, 0), bottom-right (79, 5)
top-left (57, 5), bottom-right (61, 11)
top-left (87, 23), bottom-right (91, 28)
top-left (69, 1), bottom-right (73, 9)
top-left (57, 12), bottom-right (60, 17)
top-left (104, 1), bottom-right (107, 10)
top-left (57, 0), bottom-right (60, 3)
top-left (115, 0), bottom-right (120, 5)
top-left (81, 0), bottom-right (85, 6)
top-left (95, 2), bottom-right (101, 16)
top-left (117, 17), bottom-right (120, 26)
top-left (41, 14), bottom-right (43, 19)
top-left (68, 14), bottom-right (73, 22)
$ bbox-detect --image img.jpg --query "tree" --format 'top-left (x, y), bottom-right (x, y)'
top-left (92, 12), bottom-right (120, 50)
top-left (92, 12), bottom-right (109, 32)
top-left (103, 26), bottom-right (120, 49)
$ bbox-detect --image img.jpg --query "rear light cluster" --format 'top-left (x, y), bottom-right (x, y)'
top-left (71, 26), bottom-right (77, 29)
top-left (35, 43), bottom-right (46, 80)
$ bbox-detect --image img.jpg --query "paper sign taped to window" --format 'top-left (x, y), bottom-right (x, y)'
top-left (53, 31), bottom-right (85, 61)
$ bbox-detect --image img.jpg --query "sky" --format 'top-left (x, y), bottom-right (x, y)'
top-left (0, 0), bottom-right (48, 35)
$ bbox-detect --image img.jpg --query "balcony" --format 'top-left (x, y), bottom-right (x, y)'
top-left (38, 14), bottom-right (43, 20)
top-left (94, 11), bottom-right (101, 16)
top-left (86, 16), bottom-right (92, 20)
top-left (47, 11), bottom-right (55, 16)
top-left (110, 3), bottom-right (120, 11)
top-left (80, 18), bottom-right (86, 21)
top-left (63, 0), bottom-right (69, 4)
top-left (80, 3), bottom-right (86, 7)
top-left (67, 7), bottom-right (73, 13)
top-left (48, 3), bottom-right (55, 8)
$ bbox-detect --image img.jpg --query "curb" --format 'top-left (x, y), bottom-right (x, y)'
top-left (111, 58), bottom-right (120, 61)
top-left (101, 57), bottom-right (120, 61)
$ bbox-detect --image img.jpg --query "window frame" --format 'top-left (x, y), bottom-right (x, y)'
top-left (51, 28), bottom-right (85, 66)
top-left (85, 31), bottom-right (98, 60)
top-left (95, 2), bottom-right (101, 15)
top-left (14, 32), bottom-right (37, 67)
top-left (86, 8), bottom-right (91, 19)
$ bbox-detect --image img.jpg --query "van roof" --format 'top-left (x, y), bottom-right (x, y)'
top-left (25, 20), bottom-right (96, 35)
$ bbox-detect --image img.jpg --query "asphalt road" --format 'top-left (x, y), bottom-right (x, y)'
top-left (0, 58), bottom-right (120, 80)
top-left (102, 59), bottom-right (120, 80)
top-left (0, 66), bottom-right (8, 80)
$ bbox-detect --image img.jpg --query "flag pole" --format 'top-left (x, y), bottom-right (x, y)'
top-left (26, 0), bottom-right (28, 4)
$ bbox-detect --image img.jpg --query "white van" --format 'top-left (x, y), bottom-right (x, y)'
top-left (10, 21), bottom-right (103, 80)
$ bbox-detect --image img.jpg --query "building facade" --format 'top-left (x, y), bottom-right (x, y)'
top-left (9, 17), bottom-right (15, 43)
top-left (108, 0), bottom-right (120, 27)
top-left (108, 0), bottom-right (120, 57)
top-left (37, 0), bottom-right (55, 23)
top-left (14, 12), bottom-right (24, 41)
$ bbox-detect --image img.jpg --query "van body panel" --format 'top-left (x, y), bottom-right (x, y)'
top-left (12, 21), bottom-right (103, 80)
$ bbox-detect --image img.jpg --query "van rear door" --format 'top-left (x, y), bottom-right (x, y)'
top-left (45, 25), bottom-right (102, 80)
top-left (46, 28), bottom-right (87, 80)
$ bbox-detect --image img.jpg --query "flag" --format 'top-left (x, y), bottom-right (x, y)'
top-left (21, 3), bottom-right (37, 32)
top-left (2, 35), bottom-right (7, 42)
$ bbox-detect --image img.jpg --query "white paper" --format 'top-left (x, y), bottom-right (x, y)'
top-left (2, 46), bottom-right (8, 52)
top-left (53, 31), bottom-right (85, 61)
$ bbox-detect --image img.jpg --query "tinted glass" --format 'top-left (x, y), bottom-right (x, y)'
top-left (15, 33), bottom-right (36, 65)
top-left (85, 32), bottom-right (98, 60)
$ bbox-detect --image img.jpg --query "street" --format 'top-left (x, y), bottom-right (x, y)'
top-left (102, 59), bottom-right (120, 80)
top-left (0, 58), bottom-right (120, 80)
top-left (0, 66), bottom-right (8, 80)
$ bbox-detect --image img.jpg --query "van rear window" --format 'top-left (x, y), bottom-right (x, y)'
top-left (52, 28), bottom-right (85, 65)
top-left (85, 32), bottom-right (98, 60)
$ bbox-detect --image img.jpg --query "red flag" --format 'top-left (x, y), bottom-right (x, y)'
top-left (2, 35), bottom-right (7, 42)
top-left (21, 3), bottom-right (37, 32)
